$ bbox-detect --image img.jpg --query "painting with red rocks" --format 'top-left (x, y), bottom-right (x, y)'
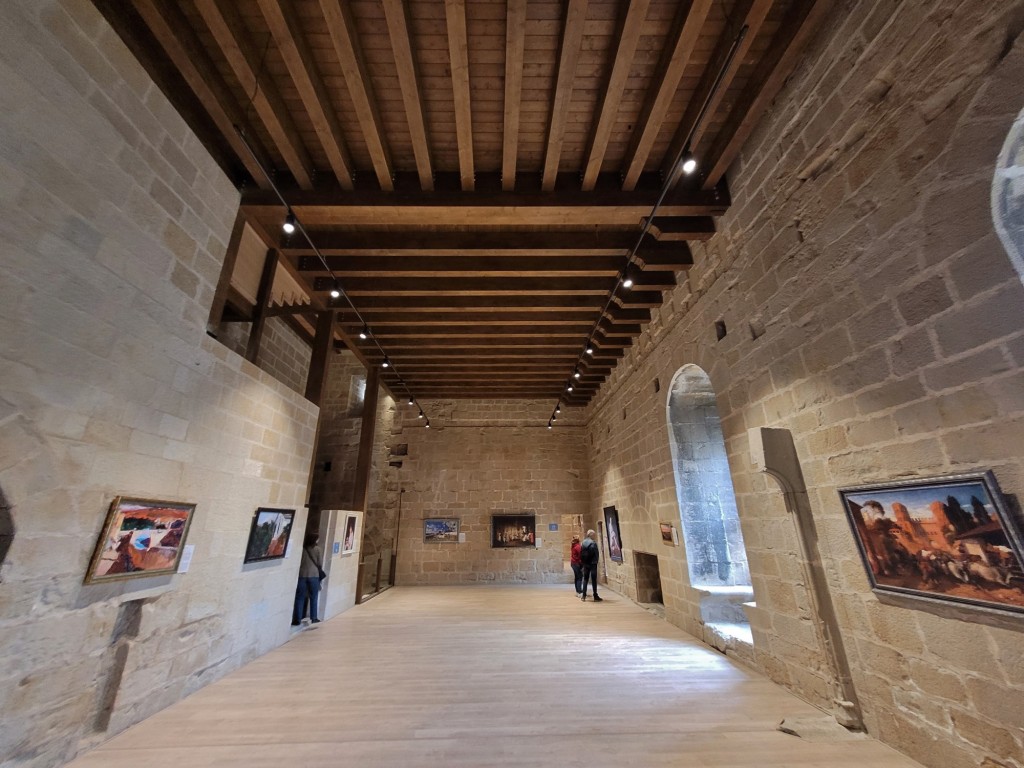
top-left (841, 473), bottom-right (1024, 613)
top-left (85, 496), bottom-right (196, 583)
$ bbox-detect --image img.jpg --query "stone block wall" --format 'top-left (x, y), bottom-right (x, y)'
top-left (389, 400), bottom-right (589, 585)
top-left (213, 318), bottom-right (312, 397)
top-left (587, 2), bottom-right (1024, 766)
top-left (0, 3), bottom-right (319, 766)
top-left (309, 350), bottom-right (369, 511)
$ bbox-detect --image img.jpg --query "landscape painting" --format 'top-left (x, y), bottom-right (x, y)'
top-left (660, 522), bottom-right (677, 546)
top-left (85, 496), bottom-right (196, 583)
top-left (492, 514), bottom-right (536, 548)
top-left (243, 507), bottom-right (295, 563)
top-left (841, 472), bottom-right (1024, 613)
top-left (424, 518), bottom-right (460, 543)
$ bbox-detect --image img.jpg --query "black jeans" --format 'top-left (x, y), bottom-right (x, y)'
top-left (581, 563), bottom-right (599, 597)
top-left (293, 576), bottom-right (321, 622)
top-left (571, 563), bottom-right (583, 593)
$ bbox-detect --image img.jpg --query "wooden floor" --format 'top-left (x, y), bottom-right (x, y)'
top-left (68, 585), bottom-right (923, 768)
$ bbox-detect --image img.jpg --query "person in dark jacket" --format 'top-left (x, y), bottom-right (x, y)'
top-left (579, 530), bottom-right (602, 602)
top-left (570, 535), bottom-right (583, 595)
top-left (292, 531), bottom-right (324, 625)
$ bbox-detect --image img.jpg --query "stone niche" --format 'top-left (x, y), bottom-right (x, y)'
top-left (634, 551), bottom-right (663, 604)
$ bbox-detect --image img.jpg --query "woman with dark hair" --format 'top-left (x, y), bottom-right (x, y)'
top-left (292, 531), bottom-right (324, 626)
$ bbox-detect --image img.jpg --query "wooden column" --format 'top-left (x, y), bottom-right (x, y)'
top-left (352, 365), bottom-right (380, 513)
top-left (304, 310), bottom-right (336, 406)
top-left (245, 247), bottom-right (279, 364)
top-left (206, 210), bottom-right (247, 336)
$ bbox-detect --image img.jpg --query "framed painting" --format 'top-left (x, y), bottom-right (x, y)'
top-left (604, 506), bottom-right (623, 562)
top-left (341, 514), bottom-right (358, 554)
top-left (85, 496), bottom-right (196, 583)
top-left (840, 471), bottom-right (1024, 614)
top-left (659, 522), bottom-right (678, 546)
top-left (491, 514), bottom-right (536, 548)
top-left (424, 518), bottom-right (460, 543)
top-left (243, 507), bottom-right (295, 563)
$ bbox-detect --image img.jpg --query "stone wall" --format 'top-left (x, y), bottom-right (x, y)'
top-left (309, 350), bottom-right (369, 511)
top-left (587, 2), bottom-right (1024, 766)
top-left (0, 3), bottom-right (319, 766)
top-left (390, 400), bottom-right (590, 586)
top-left (213, 318), bottom-right (312, 397)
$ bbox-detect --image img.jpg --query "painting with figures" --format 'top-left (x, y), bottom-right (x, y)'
top-left (841, 472), bottom-right (1024, 613)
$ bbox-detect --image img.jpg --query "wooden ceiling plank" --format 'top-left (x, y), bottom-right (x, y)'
top-left (299, 255), bottom-right (690, 276)
top-left (312, 275), bottom-right (674, 295)
top-left (581, 0), bottom-right (650, 191)
top-left (502, 0), bottom-right (527, 191)
top-left (701, 0), bottom-right (833, 190)
top-left (445, 0), bottom-right (475, 191)
top-left (194, 0), bottom-right (314, 190)
top-left (338, 311), bottom-right (603, 325)
top-left (131, 0), bottom-right (272, 188)
top-left (381, 0), bottom-right (434, 191)
top-left (647, 216), bottom-right (716, 241)
top-left (541, 0), bottom-right (589, 192)
top-left (320, 0), bottom-right (393, 191)
top-left (662, 0), bottom-right (773, 182)
top-left (256, 0), bottom-right (354, 189)
top-left (620, 0), bottom-right (713, 191)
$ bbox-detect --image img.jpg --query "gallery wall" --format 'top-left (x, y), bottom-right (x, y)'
top-left (388, 400), bottom-right (590, 586)
top-left (0, 2), bottom-right (321, 766)
top-left (585, 2), bottom-right (1024, 766)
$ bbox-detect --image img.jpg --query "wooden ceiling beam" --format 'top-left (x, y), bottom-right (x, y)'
top-left (194, 0), bottom-right (314, 190)
top-left (300, 256), bottom-right (689, 277)
top-left (701, 0), bottom-right (834, 190)
top-left (381, 0), bottom-right (433, 191)
top-left (620, 0), bottom-right (712, 191)
top-left (130, 0), bottom-right (273, 188)
top-left (502, 0), bottom-right (527, 191)
top-left (312, 274), bottom-right (674, 295)
top-left (256, 0), bottom-right (354, 189)
top-left (663, 0), bottom-right (773, 182)
top-left (337, 311), bottom-right (603, 326)
top-left (364, 348), bottom-right (621, 359)
top-left (542, 0), bottom-right (589, 192)
top-left (320, 0), bottom-right (393, 191)
top-left (445, 0), bottom-right (475, 191)
top-left (582, 0), bottom-right (650, 191)
top-left (347, 326), bottom-right (595, 338)
top-left (377, 363), bottom-right (614, 373)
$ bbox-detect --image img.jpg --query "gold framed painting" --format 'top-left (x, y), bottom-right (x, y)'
top-left (84, 496), bottom-right (196, 583)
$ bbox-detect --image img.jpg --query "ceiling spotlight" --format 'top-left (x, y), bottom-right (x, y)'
top-left (622, 266), bottom-right (635, 290)
top-left (425, 419), bottom-right (431, 429)
top-left (282, 210), bottom-right (296, 235)
top-left (359, 325), bottom-right (369, 340)
top-left (552, 413), bottom-right (557, 421)
top-left (585, 344), bottom-right (594, 355)
top-left (555, 404), bottom-right (561, 413)
top-left (573, 368), bottom-right (581, 379)
top-left (418, 409), bottom-right (424, 419)
top-left (329, 279), bottom-right (341, 299)
top-left (567, 385), bottom-right (574, 393)
top-left (382, 358), bottom-right (390, 369)
top-left (408, 396), bottom-right (415, 406)
top-left (547, 421), bottom-right (552, 429)
top-left (680, 151), bottom-right (698, 176)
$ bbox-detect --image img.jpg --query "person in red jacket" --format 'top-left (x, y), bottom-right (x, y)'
top-left (570, 535), bottom-right (583, 595)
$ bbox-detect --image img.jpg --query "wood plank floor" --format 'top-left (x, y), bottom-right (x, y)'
top-left (68, 585), bottom-right (923, 768)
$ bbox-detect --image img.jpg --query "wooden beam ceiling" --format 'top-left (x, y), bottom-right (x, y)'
top-left (96, 0), bottom-right (828, 406)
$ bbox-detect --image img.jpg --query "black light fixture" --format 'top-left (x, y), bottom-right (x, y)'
top-left (573, 368), bottom-right (581, 379)
top-left (382, 357), bottom-right (390, 369)
top-left (555, 404), bottom-right (561, 413)
top-left (329, 278), bottom-right (341, 299)
top-left (425, 419), bottom-right (431, 429)
top-left (418, 409), bottom-right (424, 419)
top-left (408, 396), bottom-right (415, 406)
top-left (359, 324), bottom-right (369, 340)
top-left (622, 264), bottom-right (635, 290)
top-left (547, 420), bottom-right (552, 429)
top-left (282, 210), bottom-right (296, 235)
top-left (585, 343), bottom-right (594, 355)
top-left (567, 384), bottom-right (574, 393)
top-left (680, 150), bottom-right (698, 176)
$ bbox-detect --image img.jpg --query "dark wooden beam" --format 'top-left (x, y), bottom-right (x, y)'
top-left (311, 274), bottom-right (675, 295)
top-left (245, 248), bottom-right (280, 363)
top-left (620, 0), bottom-right (712, 190)
top-left (207, 211), bottom-right (247, 334)
top-left (502, 0), bottom-right (527, 191)
top-left (352, 365), bottom-right (380, 512)
top-left (542, 0), bottom-right (589, 192)
top-left (381, 0), bottom-right (433, 190)
top-left (194, 0), bottom-right (314, 189)
top-left (445, 0), bottom-right (474, 191)
top-left (582, 0), bottom-right (650, 191)
top-left (320, 0), bottom-right (393, 191)
top-left (303, 258), bottom-right (688, 278)
top-left (256, 0), bottom-right (354, 189)
top-left (700, 0), bottom-right (833, 190)
top-left (305, 310), bottom-right (336, 405)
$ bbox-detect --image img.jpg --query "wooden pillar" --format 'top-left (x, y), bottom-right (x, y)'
top-left (304, 310), bottom-right (336, 406)
top-left (206, 210), bottom-right (247, 336)
top-left (245, 248), bottom-right (279, 364)
top-left (352, 365), bottom-right (380, 513)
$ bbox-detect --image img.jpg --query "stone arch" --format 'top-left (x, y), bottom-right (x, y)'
top-left (993, 104), bottom-right (1024, 288)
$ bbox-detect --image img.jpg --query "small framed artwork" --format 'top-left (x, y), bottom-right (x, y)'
top-left (840, 471), bottom-right (1024, 614)
top-left (604, 506), bottom-right (623, 562)
top-left (659, 522), bottom-right (678, 546)
top-left (424, 518), bottom-right (460, 542)
top-left (243, 507), bottom-right (295, 563)
top-left (341, 514), bottom-right (358, 554)
top-left (85, 496), bottom-right (196, 583)
top-left (491, 514), bottom-right (536, 548)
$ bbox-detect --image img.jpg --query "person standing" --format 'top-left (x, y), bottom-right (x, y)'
top-left (579, 529), bottom-right (602, 602)
top-left (292, 532), bottom-right (324, 626)
top-left (570, 534), bottom-right (583, 595)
